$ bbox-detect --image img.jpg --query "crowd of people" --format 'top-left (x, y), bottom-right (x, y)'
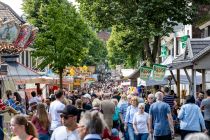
top-left (0, 84), bottom-right (209, 140)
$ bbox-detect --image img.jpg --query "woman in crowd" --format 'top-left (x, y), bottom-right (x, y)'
top-left (31, 103), bottom-right (50, 140)
top-left (91, 98), bottom-right (102, 112)
top-left (112, 98), bottom-right (120, 129)
top-left (75, 99), bottom-right (85, 123)
top-left (13, 92), bottom-right (25, 114)
top-left (10, 115), bottom-right (38, 140)
top-left (178, 95), bottom-right (207, 140)
top-left (78, 111), bottom-right (106, 140)
top-left (5, 90), bottom-right (16, 109)
top-left (124, 96), bottom-right (139, 140)
top-left (133, 103), bottom-right (149, 140)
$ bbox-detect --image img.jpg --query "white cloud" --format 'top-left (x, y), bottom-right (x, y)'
top-left (0, 0), bottom-right (23, 16)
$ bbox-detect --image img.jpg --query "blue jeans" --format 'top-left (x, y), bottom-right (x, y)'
top-left (136, 133), bottom-right (148, 140)
top-left (39, 133), bottom-right (50, 140)
top-left (127, 123), bottom-right (135, 140)
top-left (0, 116), bottom-right (4, 140)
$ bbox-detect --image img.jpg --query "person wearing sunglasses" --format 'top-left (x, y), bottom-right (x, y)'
top-left (51, 105), bottom-right (80, 140)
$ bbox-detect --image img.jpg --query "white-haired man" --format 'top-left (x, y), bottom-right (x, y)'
top-left (148, 91), bottom-right (174, 140)
top-left (145, 93), bottom-right (155, 113)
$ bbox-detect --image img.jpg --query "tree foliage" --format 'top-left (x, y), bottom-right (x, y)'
top-left (22, 0), bottom-right (102, 88)
top-left (81, 31), bottom-right (108, 66)
top-left (77, 0), bottom-right (210, 66)
top-left (107, 26), bottom-right (144, 68)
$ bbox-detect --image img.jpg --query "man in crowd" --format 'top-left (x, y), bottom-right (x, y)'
top-left (49, 90), bottom-right (65, 134)
top-left (196, 92), bottom-right (204, 107)
top-left (101, 93), bottom-right (115, 130)
top-left (149, 91), bottom-right (174, 140)
top-left (145, 93), bottom-right (155, 113)
top-left (82, 93), bottom-right (92, 110)
top-left (51, 105), bottom-right (80, 140)
top-left (163, 87), bottom-right (174, 110)
top-left (201, 89), bottom-right (210, 136)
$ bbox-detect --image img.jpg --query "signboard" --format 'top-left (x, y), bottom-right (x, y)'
top-left (140, 66), bottom-right (153, 81)
top-left (152, 64), bottom-right (167, 81)
top-left (73, 78), bottom-right (81, 86)
top-left (180, 35), bottom-right (189, 49)
top-left (18, 84), bottom-right (26, 90)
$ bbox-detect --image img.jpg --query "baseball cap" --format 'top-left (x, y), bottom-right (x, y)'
top-left (58, 105), bottom-right (78, 116)
top-left (83, 93), bottom-right (91, 100)
top-left (111, 128), bottom-right (119, 137)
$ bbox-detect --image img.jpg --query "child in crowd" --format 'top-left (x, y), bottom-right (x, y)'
top-left (111, 128), bottom-right (120, 140)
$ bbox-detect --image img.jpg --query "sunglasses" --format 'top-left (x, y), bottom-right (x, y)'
top-left (60, 114), bottom-right (74, 119)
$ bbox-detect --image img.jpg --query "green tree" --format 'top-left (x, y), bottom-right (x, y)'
top-left (23, 0), bottom-right (95, 88)
top-left (77, 0), bottom-right (209, 66)
top-left (81, 31), bottom-right (108, 66)
top-left (107, 26), bottom-right (144, 68)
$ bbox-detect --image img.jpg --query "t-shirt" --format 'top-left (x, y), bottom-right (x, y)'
top-left (31, 116), bottom-right (49, 134)
top-left (201, 98), bottom-right (210, 121)
top-left (163, 95), bottom-right (174, 110)
top-left (149, 101), bottom-right (171, 136)
top-left (112, 107), bottom-right (120, 121)
top-left (51, 126), bottom-right (80, 140)
top-left (49, 100), bottom-right (65, 130)
top-left (29, 97), bottom-right (38, 104)
top-left (133, 112), bottom-right (149, 134)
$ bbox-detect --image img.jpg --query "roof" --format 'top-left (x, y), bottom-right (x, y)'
top-left (97, 31), bottom-right (110, 42)
top-left (191, 39), bottom-right (210, 57)
top-left (0, 2), bottom-right (25, 24)
top-left (3, 61), bottom-right (40, 78)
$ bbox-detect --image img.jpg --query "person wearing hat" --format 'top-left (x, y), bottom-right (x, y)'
top-left (51, 105), bottom-right (80, 140)
top-left (82, 94), bottom-right (92, 110)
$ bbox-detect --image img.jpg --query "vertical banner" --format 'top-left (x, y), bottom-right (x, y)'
top-left (152, 64), bottom-right (167, 81)
top-left (160, 44), bottom-right (168, 57)
top-left (180, 35), bottom-right (189, 49)
top-left (140, 66), bottom-right (153, 81)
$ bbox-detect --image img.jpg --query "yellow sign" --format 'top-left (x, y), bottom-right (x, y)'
top-left (73, 78), bottom-right (81, 86)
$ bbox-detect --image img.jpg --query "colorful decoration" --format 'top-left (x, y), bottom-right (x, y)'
top-left (24, 27), bottom-right (38, 48)
top-left (14, 23), bottom-right (32, 48)
top-left (152, 64), bottom-right (167, 81)
top-left (139, 66), bottom-right (153, 81)
top-left (0, 18), bottom-right (38, 54)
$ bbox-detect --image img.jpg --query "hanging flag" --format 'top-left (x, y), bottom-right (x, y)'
top-left (140, 66), bottom-right (153, 81)
top-left (160, 44), bottom-right (168, 57)
top-left (180, 35), bottom-right (189, 49)
top-left (152, 64), bottom-right (167, 81)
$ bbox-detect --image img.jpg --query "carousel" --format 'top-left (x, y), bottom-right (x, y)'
top-left (0, 18), bottom-right (38, 114)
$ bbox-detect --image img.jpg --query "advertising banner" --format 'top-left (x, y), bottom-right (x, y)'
top-left (152, 64), bottom-right (167, 81)
top-left (140, 66), bottom-right (153, 81)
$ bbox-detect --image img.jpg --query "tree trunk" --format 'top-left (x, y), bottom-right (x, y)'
top-left (59, 68), bottom-right (63, 89)
top-left (152, 36), bottom-right (161, 63)
top-left (144, 38), bottom-right (154, 66)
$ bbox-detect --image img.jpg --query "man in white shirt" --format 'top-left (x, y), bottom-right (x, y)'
top-left (51, 105), bottom-right (80, 140)
top-left (49, 90), bottom-right (65, 134)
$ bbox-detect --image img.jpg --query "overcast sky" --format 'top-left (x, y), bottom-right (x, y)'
top-left (0, 0), bottom-right (76, 16)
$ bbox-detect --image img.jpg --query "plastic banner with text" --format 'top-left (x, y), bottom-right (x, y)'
top-left (152, 64), bottom-right (167, 81)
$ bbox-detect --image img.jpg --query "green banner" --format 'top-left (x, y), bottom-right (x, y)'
top-left (180, 35), bottom-right (189, 49)
top-left (160, 44), bottom-right (168, 57)
top-left (152, 64), bottom-right (167, 81)
top-left (140, 66), bottom-right (153, 81)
